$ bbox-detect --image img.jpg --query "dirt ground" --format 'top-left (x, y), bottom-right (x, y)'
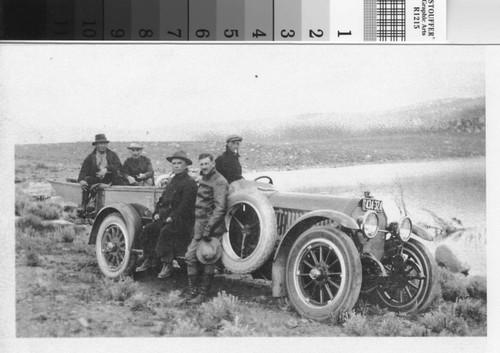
top-left (13, 133), bottom-right (487, 337)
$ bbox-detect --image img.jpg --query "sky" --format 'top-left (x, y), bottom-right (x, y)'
top-left (1, 45), bottom-right (485, 144)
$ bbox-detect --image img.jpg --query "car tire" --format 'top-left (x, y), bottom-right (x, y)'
top-left (285, 226), bottom-right (362, 321)
top-left (221, 191), bottom-right (278, 274)
top-left (95, 213), bottom-right (132, 278)
top-left (374, 237), bottom-right (439, 313)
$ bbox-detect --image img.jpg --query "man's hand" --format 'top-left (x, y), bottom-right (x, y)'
top-left (202, 229), bottom-right (211, 241)
top-left (165, 217), bottom-right (173, 224)
top-left (153, 213), bottom-right (160, 221)
top-left (126, 175), bottom-right (136, 184)
top-left (137, 173), bottom-right (146, 180)
top-left (96, 168), bottom-right (107, 179)
top-left (79, 180), bottom-right (88, 190)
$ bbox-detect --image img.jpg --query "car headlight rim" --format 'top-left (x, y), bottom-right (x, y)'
top-left (398, 216), bottom-right (412, 242)
top-left (362, 211), bottom-right (379, 239)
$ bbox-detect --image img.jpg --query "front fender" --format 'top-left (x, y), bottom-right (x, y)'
top-left (412, 224), bottom-right (434, 241)
top-left (271, 210), bottom-right (358, 297)
top-left (89, 203), bottom-right (144, 245)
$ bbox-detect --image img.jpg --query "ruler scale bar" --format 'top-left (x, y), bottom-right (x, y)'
top-left (0, 0), bottom-right (446, 41)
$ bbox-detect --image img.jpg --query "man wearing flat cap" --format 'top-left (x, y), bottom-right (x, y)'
top-left (215, 134), bottom-right (244, 184)
top-left (77, 134), bottom-right (124, 211)
top-left (136, 150), bottom-right (197, 279)
top-left (184, 153), bottom-right (228, 304)
top-left (122, 142), bottom-right (155, 186)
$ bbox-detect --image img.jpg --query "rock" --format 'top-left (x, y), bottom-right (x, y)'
top-left (285, 319), bottom-right (299, 329)
top-left (78, 318), bottom-right (90, 328)
top-left (255, 295), bottom-right (267, 302)
top-left (435, 244), bottom-right (471, 275)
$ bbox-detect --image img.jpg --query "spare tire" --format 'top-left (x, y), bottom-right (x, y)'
top-left (221, 191), bottom-right (278, 274)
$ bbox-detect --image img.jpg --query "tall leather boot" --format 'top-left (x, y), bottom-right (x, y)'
top-left (186, 275), bottom-right (198, 299)
top-left (188, 273), bottom-right (213, 304)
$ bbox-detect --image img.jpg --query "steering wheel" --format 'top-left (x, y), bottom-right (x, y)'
top-left (254, 176), bottom-right (273, 185)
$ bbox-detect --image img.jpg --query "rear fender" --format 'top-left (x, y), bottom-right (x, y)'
top-left (89, 203), bottom-right (145, 245)
top-left (271, 210), bottom-right (358, 297)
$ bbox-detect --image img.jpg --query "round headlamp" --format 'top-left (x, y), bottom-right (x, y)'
top-left (361, 211), bottom-right (379, 239)
top-left (398, 217), bottom-right (412, 242)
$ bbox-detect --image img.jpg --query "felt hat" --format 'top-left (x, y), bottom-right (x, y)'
top-left (196, 237), bottom-right (223, 265)
top-left (166, 150), bottom-right (193, 166)
top-left (127, 142), bottom-right (144, 150)
top-left (226, 134), bottom-right (243, 143)
top-left (92, 134), bottom-right (110, 146)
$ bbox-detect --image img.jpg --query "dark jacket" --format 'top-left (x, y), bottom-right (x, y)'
top-left (154, 169), bottom-right (197, 229)
top-left (122, 155), bottom-right (154, 181)
top-left (77, 148), bottom-right (123, 183)
top-left (215, 146), bottom-right (243, 184)
top-left (195, 168), bottom-right (228, 236)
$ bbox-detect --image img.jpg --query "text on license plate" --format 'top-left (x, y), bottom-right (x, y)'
top-left (362, 198), bottom-right (383, 212)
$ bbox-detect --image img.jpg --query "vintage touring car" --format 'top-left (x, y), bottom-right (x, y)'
top-left (50, 176), bottom-right (438, 321)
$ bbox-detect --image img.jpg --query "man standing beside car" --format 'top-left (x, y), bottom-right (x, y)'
top-left (184, 153), bottom-right (229, 304)
top-left (215, 134), bottom-right (243, 184)
top-left (136, 150), bottom-right (197, 278)
top-left (122, 142), bottom-right (155, 186)
top-left (77, 134), bottom-right (124, 212)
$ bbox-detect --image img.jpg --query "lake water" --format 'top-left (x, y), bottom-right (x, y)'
top-left (246, 157), bottom-right (486, 275)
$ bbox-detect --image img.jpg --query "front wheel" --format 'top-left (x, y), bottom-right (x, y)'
top-left (375, 238), bottom-right (439, 313)
top-left (95, 213), bottom-right (132, 278)
top-left (285, 226), bottom-right (362, 321)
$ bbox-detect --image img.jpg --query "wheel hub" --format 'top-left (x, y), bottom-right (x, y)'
top-left (309, 266), bottom-right (327, 282)
top-left (106, 242), bottom-right (117, 252)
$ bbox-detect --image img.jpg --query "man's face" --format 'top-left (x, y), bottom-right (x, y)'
top-left (171, 158), bottom-right (188, 174)
top-left (96, 142), bottom-right (108, 153)
top-left (227, 140), bottom-right (241, 153)
top-left (199, 157), bottom-right (215, 175)
top-left (129, 148), bottom-right (142, 158)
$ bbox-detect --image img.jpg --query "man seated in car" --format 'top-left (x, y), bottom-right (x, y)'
top-left (77, 134), bottom-right (124, 211)
top-left (122, 142), bottom-right (154, 186)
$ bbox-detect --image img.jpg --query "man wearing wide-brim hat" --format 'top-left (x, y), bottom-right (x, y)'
top-left (122, 142), bottom-right (155, 186)
top-left (77, 134), bottom-right (124, 211)
top-left (215, 134), bottom-right (244, 184)
top-left (136, 150), bottom-right (197, 279)
top-left (184, 152), bottom-right (229, 304)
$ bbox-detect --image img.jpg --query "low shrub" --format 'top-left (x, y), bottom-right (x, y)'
top-left (343, 313), bottom-right (373, 336)
top-left (26, 250), bottom-right (40, 267)
top-left (374, 312), bottom-right (420, 337)
top-left (15, 188), bottom-right (31, 216)
top-left (56, 226), bottom-right (76, 243)
top-left (197, 291), bottom-right (240, 332)
top-left (171, 317), bottom-right (205, 336)
top-left (437, 267), bottom-right (469, 301)
top-left (218, 316), bottom-right (257, 337)
top-left (130, 293), bottom-right (149, 312)
top-left (421, 307), bottom-right (469, 336)
top-left (454, 298), bottom-right (487, 324)
top-left (34, 162), bottom-right (49, 170)
top-left (25, 202), bottom-right (62, 220)
top-left (99, 277), bottom-right (138, 302)
top-left (466, 276), bottom-right (487, 301)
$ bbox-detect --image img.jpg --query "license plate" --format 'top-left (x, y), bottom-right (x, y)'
top-left (362, 198), bottom-right (383, 212)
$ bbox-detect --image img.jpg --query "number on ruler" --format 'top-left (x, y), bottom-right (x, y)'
top-left (139, 29), bottom-right (153, 38)
top-left (111, 29), bottom-right (125, 38)
top-left (82, 21), bottom-right (97, 38)
top-left (337, 30), bottom-right (352, 37)
top-left (309, 29), bottom-right (324, 38)
top-left (252, 29), bottom-right (266, 38)
top-left (167, 29), bottom-right (182, 38)
top-left (280, 30), bottom-right (295, 38)
top-left (196, 29), bottom-right (210, 38)
top-left (224, 29), bottom-right (239, 38)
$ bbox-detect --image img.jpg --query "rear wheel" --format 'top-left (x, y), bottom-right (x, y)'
top-left (375, 238), bottom-right (438, 312)
top-left (95, 213), bottom-right (132, 278)
top-left (285, 226), bottom-right (362, 321)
